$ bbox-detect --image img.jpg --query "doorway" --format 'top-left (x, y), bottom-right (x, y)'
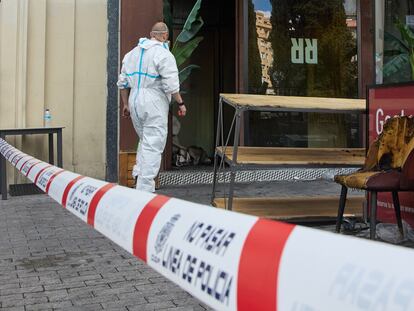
top-left (169, 0), bottom-right (236, 167)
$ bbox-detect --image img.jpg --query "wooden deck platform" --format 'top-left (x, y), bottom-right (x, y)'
top-left (216, 147), bottom-right (365, 166)
top-left (214, 196), bottom-right (364, 221)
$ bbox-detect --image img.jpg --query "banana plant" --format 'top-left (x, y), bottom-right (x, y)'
top-left (163, 0), bottom-right (204, 84)
top-left (383, 18), bottom-right (414, 80)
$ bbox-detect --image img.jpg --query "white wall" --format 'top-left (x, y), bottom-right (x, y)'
top-left (0, 0), bottom-right (108, 183)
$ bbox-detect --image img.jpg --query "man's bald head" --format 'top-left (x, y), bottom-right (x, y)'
top-left (150, 22), bottom-right (169, 43)
top-left (151, 22), bottom-right (169, 33)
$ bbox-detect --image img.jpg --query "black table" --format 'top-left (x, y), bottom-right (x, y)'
top-left (0, 127), bottom-right (64, 200)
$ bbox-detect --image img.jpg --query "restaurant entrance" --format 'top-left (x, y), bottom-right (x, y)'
top-left (166, 0), bottom-right (237, 168)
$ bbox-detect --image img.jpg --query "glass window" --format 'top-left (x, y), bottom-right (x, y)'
top-left (375, 0), bottom-right (414, 84)
top-left (247, 0), bottom-right (360, 148)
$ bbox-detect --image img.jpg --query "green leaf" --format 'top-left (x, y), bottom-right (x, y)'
top-left (383, 53), bottom-right (409, 77)
top-left (384, 31), bottom-right (409, 53)
top-left (172, 36), bottom-right (204, 68)
top-left (410, 52), bottom-right (414, 80)
top-left (176, 17), bottom-right (204, 44)
top-left (179, 65), bottom-right (200, 84)
top-left (175, 0), bottom-right (204, 44)
top-left (395, 18), bottom-right (414, 48)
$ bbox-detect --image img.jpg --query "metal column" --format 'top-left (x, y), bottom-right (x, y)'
top-left (57, 129), bottom-right (63, 168)
top-left (211, 98), bottom-right (223, 204)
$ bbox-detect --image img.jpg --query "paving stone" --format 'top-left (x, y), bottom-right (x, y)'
top-left (134, 283), bottom-right (162, 295)
top-left (24, 300), bottom-right (73, 310)
top-left (102, 296), bottom-right (147, 309)
top-left (0, 282), bottom-right (20, 290)
top-left (173, 298), bottom-right (210, 307)
top-left (0, 307), bottom-right (25, 311)
top-left (43, 281), bottom-right (86, 291)
top-left (92, 285), bottom-right (137, 297)
top-left (117, 291), bottom-right (145, 300)
top-left (67, 285), bottom-right (108, 297)
top-left (145, 292), bottom-right (191, 303)
top-left (0, 294), bottom-right (24, 306)
top-left (83, 278), bottom-right (114, 287)
top-left (57, 303), bottom-right (104, 311)
top-left (71, 294), bottom-right (119, 306)
top-left (2, 296), bottom-right (48, 308)
top-left (0, 286), bottom-right (43, 296)
top-left (127, 301), bottom-right (176, 311)
top-left (60, 274), bottom-right (103, 284)
top-left (164, 307), bottom-right (207, 311)
top-left (23, 289), bottom-right (68, 302)
top-left (101, 301), bottom-right (130, 310)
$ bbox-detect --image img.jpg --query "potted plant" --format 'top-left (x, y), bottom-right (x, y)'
top-left (165, 0), bottom-right (204, 85)
top-left (383, 18), bottom-right (414, 81)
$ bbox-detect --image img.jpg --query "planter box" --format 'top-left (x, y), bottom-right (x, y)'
top-left (119, 151), bottom-right (161, 189)
top-left (119, 152), bottom-right (136, 188)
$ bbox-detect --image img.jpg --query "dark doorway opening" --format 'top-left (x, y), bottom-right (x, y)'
top-left (168, 0), bottom-right (236, 168)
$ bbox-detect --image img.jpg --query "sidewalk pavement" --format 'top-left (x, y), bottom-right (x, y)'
top-left (0, 179), bottom-right (393, 310)
top-left (157, 179), bottom-right (363, 205)
top-left (0, 194), bottom-right (211, 311)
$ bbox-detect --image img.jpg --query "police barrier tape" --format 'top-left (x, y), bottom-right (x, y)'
top-left (1, 138), bottom-right (414, 311)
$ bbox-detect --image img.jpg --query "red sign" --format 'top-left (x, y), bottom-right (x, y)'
top-left (368, 83), bottom-right (414, 226)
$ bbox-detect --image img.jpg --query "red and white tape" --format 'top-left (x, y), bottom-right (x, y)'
top-left (1, 138), bottom-right (414, 311)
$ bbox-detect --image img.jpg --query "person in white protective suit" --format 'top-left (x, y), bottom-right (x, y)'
top-left (117, 22), bottom-right (187, 193)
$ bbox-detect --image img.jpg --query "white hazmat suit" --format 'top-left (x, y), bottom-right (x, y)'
top-left (117, 38), bottom-right (180, 192)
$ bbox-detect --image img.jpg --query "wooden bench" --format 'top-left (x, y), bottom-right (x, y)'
top-left (216, 146), bottom-right (365, 166)
top-left (214, 196), bottom-right (364, 221)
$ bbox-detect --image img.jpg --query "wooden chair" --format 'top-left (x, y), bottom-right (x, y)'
top-left (335, 115), bottom-right (414, 239)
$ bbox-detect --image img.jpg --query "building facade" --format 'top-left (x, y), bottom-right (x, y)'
top-left (255, 11), bottom-right (273, 93)
top-left (5, 0), bottom-right (412, 183)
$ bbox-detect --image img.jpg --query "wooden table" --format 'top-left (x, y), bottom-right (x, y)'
top-left (0, 127), bottom-right (64, 200)
top-left (220, 93), bottom-right (366, 113)
top-left (211, 94), bottom-right (366, 216)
